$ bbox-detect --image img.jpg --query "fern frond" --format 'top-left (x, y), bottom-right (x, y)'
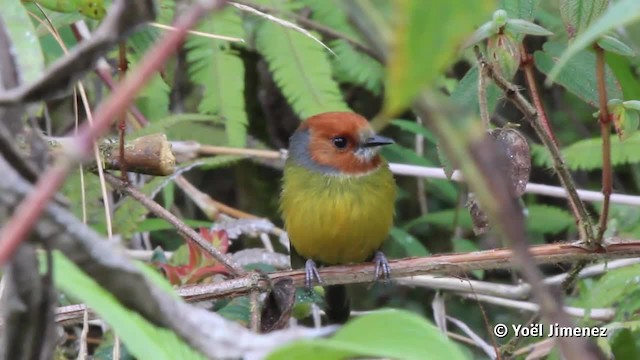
top-left (186, 8), bottom-right (248, 146)
top-left (256, 19), bottom-right (349, 119)
top-left (302, 0), bottom-right (384, 94)
top-left (532, 133), bottom-right (640, 170)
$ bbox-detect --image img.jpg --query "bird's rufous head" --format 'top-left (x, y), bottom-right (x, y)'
top-left (288, 112), bottom-right (394, 175)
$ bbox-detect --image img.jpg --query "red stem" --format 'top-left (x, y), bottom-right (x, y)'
top-left (0, 0), bottom-right (226, 266)
top-left (595, 46), bottom-right (612, 244)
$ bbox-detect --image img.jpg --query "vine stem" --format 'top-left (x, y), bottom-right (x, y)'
top-left (595, 45), bottom-right (612, 244)
top-left (474, 47), bottom-right (596, 246)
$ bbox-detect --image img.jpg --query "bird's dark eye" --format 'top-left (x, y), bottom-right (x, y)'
top-left (332, 136), bottom-right (348, 149)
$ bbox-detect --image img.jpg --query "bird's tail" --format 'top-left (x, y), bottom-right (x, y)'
top-left (325, 284), bottom-right (350, 324)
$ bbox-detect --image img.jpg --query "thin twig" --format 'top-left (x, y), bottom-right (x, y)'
top-left (478, 57), bottom-right (491, 128)
top-left (474, 46), bottom-right (596, 246)
top-left (250, 289), bottom-right (261, 332)
top-left (102, 173), bottom-right (246, 277)
top-left (595, 45), bottom-right (612, 244)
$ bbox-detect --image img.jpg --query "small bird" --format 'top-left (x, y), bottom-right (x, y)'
top-left (280, 112), bottom-right (397, 323)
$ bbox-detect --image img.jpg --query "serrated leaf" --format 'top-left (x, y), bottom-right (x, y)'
top-left (385, 1), bottom-right (492, 115)
top-left (558, 132), bottom-right (640, 170)
top-left (187, 8), bottom-right (248, 146)
top-left (598, 35), bottom-right (636, 57)
top-left (303, 0), bottom-right (384, 94)
top-left (549, 0), bottom-right (640, 82)
top-left (267, 310), bottom-right (466, 360)
top-left (2, 1), bottom-right (45, 84)
top-left (559, 0), bottom-right (608, 38)
top-left (576, 264), bottom-right (640, 321)
top-left (535, 41), bottom-right (622, 107)
top-left (47, 251), bottom-right (205, 360)
top-left (256, 19), bottom-right (349, 120)
top-left (504, 18), bottom-right (553, 36)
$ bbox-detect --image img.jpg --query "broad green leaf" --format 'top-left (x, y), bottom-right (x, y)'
top-left (449, 67), bottom-right (501, 116)
top-left (548, 0), bottom-right (640, 82)
top-left (389, 227), bottom-right (430, 257)
top-left (133, 113), bottom-right (222, 137)
top-left (535, 41), bottom-right (622, 107)
top-left (47, 251), bottom-right (204, 360)
top-left (559, 0), bottom-right (608, 38)
top-left (576, 264), bottom-right (640, 321)
top-left (384, 1), bottom-right (492, 115)
top-left (187, 8), bottom-right (248, 146)
top-left (500, 0), bottom-right (540, 21)
top-left (607, 53), bottom-right (640, 100)
top-left (504, 19), bottom-right (553, 36)
top-left (611, 328), bottom-right (640, 360)
top-left (2, 1), bottom-right (45, 84)
top-left (267, 310), bottom-right (466, 360)
top-left (255, 19), bottom-right (349, 120)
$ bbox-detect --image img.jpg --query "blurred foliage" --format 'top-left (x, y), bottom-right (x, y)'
top-left (7, 0), bottom-right (640, 357)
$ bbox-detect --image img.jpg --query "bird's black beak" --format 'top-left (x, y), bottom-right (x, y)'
top-left (362, 135), bottom-right (395, 148)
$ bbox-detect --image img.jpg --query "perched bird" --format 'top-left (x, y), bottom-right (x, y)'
top-left (280, 112), bottom-right (397, 323)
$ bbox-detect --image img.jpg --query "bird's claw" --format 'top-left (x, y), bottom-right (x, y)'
top-left (373, 251), bottom-right (391, 282)
top-left (305, 259), bottom-right (323, 289)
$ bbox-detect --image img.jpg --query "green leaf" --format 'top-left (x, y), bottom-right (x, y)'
top-left (255, 19), bottom-right (349, 120)
top-left (48, 251), bottom-right (205, 360)
top-left (598, 35), bottom-right (636, 57)
top-left (136, 73), bottom-right (170, 122)
top-left (624, 101), bottom-right (640, 111)
top-left (390, 119), bottom-right (436, 143)
top-left (560, 132), bottom-right (640, 170)
top-left (187, 8), bottom-right (248, 146)
top-left (549, 0), bottom-right (640, 82)
top-left (449, 66), bottom-right (501, 116)
top-left (500, 0), bottom-right (540, 21)
top-left (389, 227), bottom-right (430, 257)
top-left (384, 1), bottom-right (492, 115)
top-left (525, 205), bottom-right (575, 234)
top-left (133, 113), bottom-right (222, 137)
top-left (559, 0), bottom-right (608, 38)
top-left (303, 0), bottom-right (384, 94)
top-left (535, 41), bottom-right (622, 107)
top-left (505, 19), bottom-right (553, 36)
top-left (611, 328), bottom-right (640, 360)
top-left (576, 264), bottom-right (640, 321)
top-left (607, 53), bottom-right (640, 100)
top-left (267, 309), bottom-right (466, 360)
top-left (2, 0), bottom-right (45, 84)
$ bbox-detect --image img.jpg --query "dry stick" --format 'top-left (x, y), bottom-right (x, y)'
top-left (102, 173), bottom-right (246, 277)
top-left (250, 289), bottom-right (261, 332)
top-left (595, 45), bottom-right (613, 244)
top-left (0, 0), bottom-right (227, 266)
top-left (474, 47), bottom-right (596, 246)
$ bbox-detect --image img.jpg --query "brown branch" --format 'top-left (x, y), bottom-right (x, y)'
top-left (55, 238), bottom-right (640, 324)
top-left (45, 134), bottom-right (176, 176)
top-left (474, 47), bottom-right (596, 247)
top-left (102, 173), bottom-right (246, 277)
top-left (0, 0), bottom-right (227, 266)
top-left (595, 45), bottom-right (612, 244)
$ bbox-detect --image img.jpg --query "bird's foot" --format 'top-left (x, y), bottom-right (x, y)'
top-left (373, 251), bottom-right (391, 282)
top-left (305, 259), bottom-right (323, 290)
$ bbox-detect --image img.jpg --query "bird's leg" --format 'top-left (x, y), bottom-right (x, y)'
top-left (373, 251), bottom-right (391, 282)
top-left (304, 259), bottom-right (323, 289)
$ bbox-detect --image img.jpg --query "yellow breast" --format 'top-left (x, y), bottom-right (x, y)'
top-left (280, 161), bottom-right (396, 265)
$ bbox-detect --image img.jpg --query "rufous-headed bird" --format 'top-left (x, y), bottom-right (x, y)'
top-left (280, 112), bottom-right (396, 323)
